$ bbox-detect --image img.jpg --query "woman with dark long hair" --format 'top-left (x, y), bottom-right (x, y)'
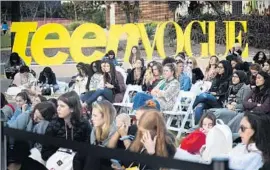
top-left (41, 91), bottom-right (91, 170)
top-left (38, 67), bottom-right (59, 93)
top-left (7, 92), bottom-right (32, 126)
top-left (262, 59), bottom-right (270, 75)
top-left (253, 51), bottom-right (267, 67)
top-left (82, 60), bottom-right (120, 108)
top-left (228, 71), bottom-right (270, 133)
top-left (126, 58), bottom-right (146, 85)
top-left (228, 113), bottom-right (270, 170)
top-left (129, 46), bottom-right (141, 68)
top-left (72, 64), bottom-right (91, 95)
top-left (8, 94), bottom-right (47, 130)
top-left (5, 52), bottom-right (25, 79)
top-left (103, 50), bottom-right (119, 66)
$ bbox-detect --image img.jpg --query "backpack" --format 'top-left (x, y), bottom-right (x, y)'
top-left (201, 119), bottom-right (233, 162)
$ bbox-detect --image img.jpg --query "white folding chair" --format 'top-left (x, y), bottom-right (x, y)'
top-left (113, 85), bottom-right (142, 115)
top-left (163, 91), bottom-right (196, 138)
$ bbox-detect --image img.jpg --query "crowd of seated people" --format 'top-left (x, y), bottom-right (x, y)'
top-left (2, 46), bottom-right (270, 170)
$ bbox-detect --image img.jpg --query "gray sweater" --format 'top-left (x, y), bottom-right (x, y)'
top-left (1, 105), bottom-right (14, 123)
top-left (90, 123), bottom-right (117, 147)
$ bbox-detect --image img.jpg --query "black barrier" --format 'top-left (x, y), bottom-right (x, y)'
top-left (2, 126), bottom-right (231, 170)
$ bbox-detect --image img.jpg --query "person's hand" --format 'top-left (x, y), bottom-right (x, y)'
top-left (227, 104), bottom-right (235, 111)
top-left (22, 104), bottom-right (28, 112)
top-left (141, 131), bottom-right (157, 155)
top-left (111, 164), bottom-right (124, 170)
top-left (105, 83), bottom-right (114, 88)
top-left (257, 104), bottom-right (261, 107)
top-left (248, 99), bottom-right (252, 102)
top-left (117, 123), bottom-right (129, 137)
top-left (82, 102), bottom-right (88, 108)
top-left (210, 92), bottom-right (217, 96)
top-left (16, 66), bottom-right (20, 70)
top-left (231, 102), bottom-right (237, 106)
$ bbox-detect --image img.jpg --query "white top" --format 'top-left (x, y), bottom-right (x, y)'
top-left (229, 143), bottom-right (263, 170)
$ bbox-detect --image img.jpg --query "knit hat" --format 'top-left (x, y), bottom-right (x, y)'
top-left (234, 70), bottom-right (247, 83)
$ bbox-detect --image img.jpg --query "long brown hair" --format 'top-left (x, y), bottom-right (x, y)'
top-left (205, 55), bottom-right (219, 72)
top-left (92, 100), bottom-right (116, 142)
top-left (129, 110), bottom-right (173, 157)
top-left (129, 46), bottom-right (141, 65)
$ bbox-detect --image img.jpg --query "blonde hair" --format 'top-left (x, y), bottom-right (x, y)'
top-left (92, 100), bottom-right (116, 142)
top-left (188, 57), bottom-right (198, 68)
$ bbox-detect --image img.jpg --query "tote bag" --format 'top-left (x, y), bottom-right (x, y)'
top-left (201, 119), bottom-right (232, 162)
top-left (46, 125), bottom-right (75, 170)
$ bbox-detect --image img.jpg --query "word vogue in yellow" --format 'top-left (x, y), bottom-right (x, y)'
top-left (11, 21), bottom-right (248, 66)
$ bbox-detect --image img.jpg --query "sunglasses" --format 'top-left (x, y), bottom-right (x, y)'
top-left (240, 125), bottom-right (252, 132)
top-left (187, 62), bottom-right (193, 64)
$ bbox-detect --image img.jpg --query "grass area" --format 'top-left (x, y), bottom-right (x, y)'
top-left (1, 31), bottom-right (96, 49)
top-left (1, 33), bottom-right (11, 48)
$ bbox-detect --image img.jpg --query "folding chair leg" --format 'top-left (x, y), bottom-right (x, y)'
top-left (177, 114), bottom-right (189, 139)
top-left (166, 116), bottom-right (173, 127)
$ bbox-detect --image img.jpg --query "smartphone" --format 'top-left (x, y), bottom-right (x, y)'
top-left (110, 159), bottom-right (122, 169)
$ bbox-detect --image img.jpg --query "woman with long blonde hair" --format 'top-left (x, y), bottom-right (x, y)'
top-left (91, 100), bottom-right (117, 147)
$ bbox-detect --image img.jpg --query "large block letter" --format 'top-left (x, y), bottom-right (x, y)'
top-left (106, 24), bottom-right (140, 63)
top-left (184, 21), bottom-right (208, 57)
top-left (137, 23), bottom-right (160, 61)
top-left (156, 22), bottom-right (184, 59)
top-left (70, 23), bottom-right (106, 64)
top-left (208, 21), bottom-right (216, 56)
top-left (224, 21), bottom-right (248, 58)
top-left (11, 22), bottom-right (38, 65)
top-left (31, 23), bottom-right (70, 66)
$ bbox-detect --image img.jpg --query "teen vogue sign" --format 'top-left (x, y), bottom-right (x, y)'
top-left (11, 21), bottom-right (248, 66)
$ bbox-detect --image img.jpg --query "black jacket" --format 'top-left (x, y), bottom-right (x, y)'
top-left (192, 68), bottom-right (204, 84)
top-left (41, 117), bottom-right (91, 170)
top-left (209, 76), bottom-right (231, 104)
top-left (38, 72), bottom-right (57, 85)
top-left (126, 68), bottom-right (146, 85)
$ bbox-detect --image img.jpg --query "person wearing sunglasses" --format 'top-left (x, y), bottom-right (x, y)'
top-left (228, 112), bottom-right (270, 170)
top-left (228, 71), bottom-right (270, 133)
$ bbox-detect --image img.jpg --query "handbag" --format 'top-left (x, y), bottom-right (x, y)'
top-left (180, 129), bottom-right (206, 154)
top-left (190, 81), bottom-right (212, 96)
top-left (46, 124), bottom-right (75, 170)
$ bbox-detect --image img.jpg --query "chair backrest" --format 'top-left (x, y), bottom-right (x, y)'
top-left (121, 85), bottom-right (142, 104)
top-left (171, 91), bottom-right (196, 113)
top-left (115, 66), bottom-right (127, 83)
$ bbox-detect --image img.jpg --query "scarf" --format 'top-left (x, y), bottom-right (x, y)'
top-left (231, 83), bottom-right (244, 95)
